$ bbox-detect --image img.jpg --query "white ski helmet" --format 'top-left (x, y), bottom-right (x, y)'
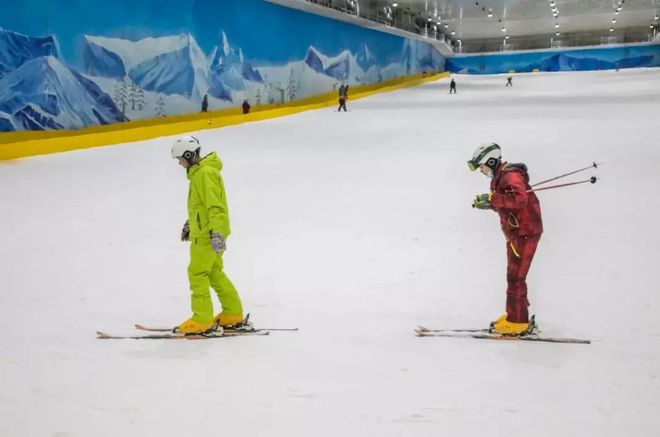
top-left (171, 135), bottom-right (201, 163)
top-left (468, 143), bottom-right (501, 172)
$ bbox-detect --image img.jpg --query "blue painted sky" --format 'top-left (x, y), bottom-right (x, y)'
top-left (1, 0), bottom-right (406, 67)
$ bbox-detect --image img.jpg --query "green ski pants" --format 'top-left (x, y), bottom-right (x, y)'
top-left (188, 239), bottom-right (243, 323)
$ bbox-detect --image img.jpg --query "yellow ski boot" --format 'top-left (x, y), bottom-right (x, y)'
top-left (214, 312), bottom-right (245, 328)
top-left (490, 315), bottom-right (531, 335)
top-left (176, 318), bottom-right (216, 334)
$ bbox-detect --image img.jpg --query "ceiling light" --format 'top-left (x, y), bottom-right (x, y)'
top-left (610, 27), bottom-right (614, 32)
top-left (501, 27), bottom-right (506, 32)
top-left (392, 2), bottom-right (398, 7)
top-left (555, 32), bottom-right (560, 36)
top-left (612, 18), bottom-right (616, 23)
top-left (451, 31), bottom-right (455, 35)
top-left (555, 23), bottom-right (559, 28)
top-left (655, 15), bottom-right (659, 20)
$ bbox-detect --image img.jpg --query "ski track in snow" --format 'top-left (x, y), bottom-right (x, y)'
top-left (0, 69), bottom-right (659, 436)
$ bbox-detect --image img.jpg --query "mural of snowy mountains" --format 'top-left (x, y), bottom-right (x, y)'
top-left (0, 13), bottom-right (444, 133)
top-left (0, 27), bottom-right (125, 132)
top-left (446, 45), bottom-right (660, 74)
top-left (0, 55), bottom-right (125, 131)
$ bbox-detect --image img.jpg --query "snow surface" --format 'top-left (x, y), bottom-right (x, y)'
top-left (1, 68), bottom-right (659, 436)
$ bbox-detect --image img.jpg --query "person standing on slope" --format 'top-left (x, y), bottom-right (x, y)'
top-left (171, 136), bottom-right (245, 333)
top-left (469, 143), bottom-right (543, 335)
top-left (338, 83), bottom-right (348, 112)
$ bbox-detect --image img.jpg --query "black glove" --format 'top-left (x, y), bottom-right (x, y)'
top-left (181, 221), bottom-right (190, 241)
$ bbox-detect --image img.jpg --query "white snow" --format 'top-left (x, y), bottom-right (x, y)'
top-left (1, 68), bottom-right (659, 436)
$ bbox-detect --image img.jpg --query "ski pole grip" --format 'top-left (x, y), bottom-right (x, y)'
top-left (590, 176), bottom-right (597, 184)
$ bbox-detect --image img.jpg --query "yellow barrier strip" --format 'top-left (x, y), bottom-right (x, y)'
top-left (0, 71), bottom-right (448, 160)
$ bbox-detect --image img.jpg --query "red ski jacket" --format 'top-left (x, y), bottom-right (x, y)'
top-left (489, 162), bottom-right (543, 239)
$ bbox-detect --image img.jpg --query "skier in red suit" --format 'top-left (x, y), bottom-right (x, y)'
top-left (469, 143), bottom-right (543, 335)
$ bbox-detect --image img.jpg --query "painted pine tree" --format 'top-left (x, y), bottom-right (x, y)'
top-left (286, 67), bottom-right (298, 101)
top-left (113, 79), bottom-right (129, 115)
top-left (155, 97), bottom-right (166, 117)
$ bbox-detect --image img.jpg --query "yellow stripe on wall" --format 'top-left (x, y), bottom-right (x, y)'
top-left (0, 72), bottom-right (448, 161)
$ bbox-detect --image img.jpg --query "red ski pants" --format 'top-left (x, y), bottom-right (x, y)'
top-left (505, 234), bottom-right (541, 323)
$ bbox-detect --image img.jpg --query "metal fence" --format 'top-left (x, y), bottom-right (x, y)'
top-left (304, 0), bottom-right (659, 55)
top-left (304, 0), bottom-right (456, 48)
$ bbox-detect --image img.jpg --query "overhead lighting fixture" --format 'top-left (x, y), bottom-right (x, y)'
top-left (610, 27), bottom-right (614, 32)
top-left (555, 23), bottom-right (559, 28)
top-left (501, 27), bottom-right (506, 32)
top-left (392, 2), bottom-right (398, 7)
top-left (612, 18), bottom-right (616, 23)
top-left (555, 32), bottom-right (560, 36)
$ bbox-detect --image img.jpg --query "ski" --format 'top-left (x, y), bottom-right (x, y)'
top-left (96, 329), bottom-right (269, 340)
top-left (134, 313), bottom-right (298, 333)
top-left (415, 328), bottom-right (590, 344)
top-left (415, 315), bottom-right (590, 344)
top-left (134, 324), bottom-right (297, 333)
top-left (416, 325), bottom-right (488, 333)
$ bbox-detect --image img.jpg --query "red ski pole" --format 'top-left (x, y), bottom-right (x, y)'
top-left (527, 176), bottom-right (598, 193)
top-left (531, 162), bottom-right (600, 188)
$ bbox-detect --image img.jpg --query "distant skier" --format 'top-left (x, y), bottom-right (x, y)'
top-left (468, 143), bottom-right (543, 335)
top-left (449, 78), bottom-right (457, 94)
top-left (201, 94), bottom-right (209, 112)
top-left (171, 136), bottom-right (245, 333)
top-left (338, 83), bottom-right (348, 112)
top-left (242, 99), bottom-right (251, 114)
top-left (506, 77), bottom-right (513, 87)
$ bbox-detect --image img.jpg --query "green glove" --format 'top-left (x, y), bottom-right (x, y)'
top-left (473, 192), bottom-right (492, 210)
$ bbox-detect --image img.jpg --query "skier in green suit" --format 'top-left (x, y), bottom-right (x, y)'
top-left (171, 136), bottom-right (244, 333)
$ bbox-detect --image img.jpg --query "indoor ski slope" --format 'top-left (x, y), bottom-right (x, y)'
top-left (1, 68), bottom-right (659, 436)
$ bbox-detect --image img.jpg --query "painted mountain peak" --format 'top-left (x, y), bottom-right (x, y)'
top-left (304, 46), bottom-right (365, 82)
top-left (356, 44), bottom-right (377, 71)
top-left (0, 55), bottom-right (125, 131)
top-left (83, 33), bottom-right (209, 100)
top-left (0, 26), bottom-right (60, 78)
top-left (206, 31), bottom-right (262, 100)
